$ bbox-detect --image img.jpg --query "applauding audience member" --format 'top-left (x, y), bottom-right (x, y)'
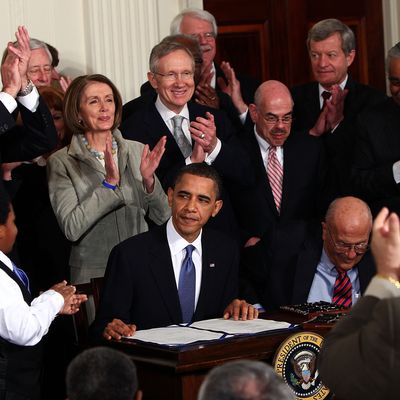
top-left (48, 74), bottom-right (170, 284)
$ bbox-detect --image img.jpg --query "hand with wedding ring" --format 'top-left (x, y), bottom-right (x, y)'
top-left (190, 111), bottom-right (217, 153)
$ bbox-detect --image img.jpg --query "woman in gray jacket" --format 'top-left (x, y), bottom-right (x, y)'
top-left (47, 74), bottom-right (170, 283)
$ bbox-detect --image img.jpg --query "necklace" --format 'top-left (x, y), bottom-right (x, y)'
top-left (80, 134), bottom-right (117, 160)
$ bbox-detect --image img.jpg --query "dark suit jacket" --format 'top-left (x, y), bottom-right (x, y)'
top-left (319, 295), bottom-right (399, 400)
top-left (91, 224), bottom-right (239, 337)
top-left (230, 127), bottom-right (328, 242)
top-left (0, 97), bottom-right (57, 163)
top-left (241, 221), bottom-right (375, 310)
top-left (351, 97), bottom-right (400, 216)
top-left (291, 76), bottom-right (387, 195)
top-left (120, 96), bottom-right (249, 189)
top-left (120, 97), bottom-right (253, 238)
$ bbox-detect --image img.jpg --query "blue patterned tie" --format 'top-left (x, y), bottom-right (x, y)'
top-left (12, 262), bottom-right (30, 293)
top-left (178, 245), bottom-right (196, 323)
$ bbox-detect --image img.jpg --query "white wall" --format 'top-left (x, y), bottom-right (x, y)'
top-left (0, 0), bottom-right (202, 103)
top-left (0, 0), bottom-right (398, 101)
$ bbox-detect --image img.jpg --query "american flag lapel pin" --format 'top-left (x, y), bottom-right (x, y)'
top-left (209, 263), bottom-right (215, 268)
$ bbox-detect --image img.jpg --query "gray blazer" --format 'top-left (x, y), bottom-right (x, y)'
top-left (47, 129), bottom-right (170, 283)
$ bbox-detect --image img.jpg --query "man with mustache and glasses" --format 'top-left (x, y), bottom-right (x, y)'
top-left (170, 8), bottom-right (259, 113)
top-left (229, 80), bottom-right (328, 249)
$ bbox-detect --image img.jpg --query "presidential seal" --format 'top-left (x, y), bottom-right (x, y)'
top-left (273, 332), bottom-right (331, 400)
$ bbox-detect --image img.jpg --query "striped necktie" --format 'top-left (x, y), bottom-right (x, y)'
top-left (267, 146), bottom-right (283, 213)
top-left (332, 268), bottom-right (352, 307)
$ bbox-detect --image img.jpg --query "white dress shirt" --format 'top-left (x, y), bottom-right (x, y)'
top-left (155, 95), bottom-right (222, 164)
top-left (166, 218), bottom-right (202, 310)
top-left (0, 86), bottom-right (40, 114)
top-left (0, 251), bottom-right (64, 346)
top-left (254, 126), bottom-right (284, 171)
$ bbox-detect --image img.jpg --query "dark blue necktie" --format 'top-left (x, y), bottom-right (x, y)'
top-left (178, 245), bottom-right (196, 323)
top-left (12, 262), bottom-right (30, 293)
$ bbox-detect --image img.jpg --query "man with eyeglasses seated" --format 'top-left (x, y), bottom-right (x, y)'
top-left (241, 196), bottom-right (376, 311)
top-left (229, 80), bottom-right (329, 249)
top-left (351, 42), bottom-right (400, 218)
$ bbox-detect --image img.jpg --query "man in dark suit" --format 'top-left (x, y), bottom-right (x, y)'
top-left (319, 207), bottom-right (400, 400)
top-left (121, 40), bottom-right (252, 238)
top-left (291, 18), bottom-right (386, 195)
top-left (170, 8), bottom-right (259, 108)
top-left (0, 26), bottom-right (57, 165)
top-left (352, 42), bottom-right (400, 216)
top-left (242, 197), bottom-right (375, 310)
top-left (91, 163), bottom-right (258, 340)
top-left (229, 80), bottom-right (327, 247)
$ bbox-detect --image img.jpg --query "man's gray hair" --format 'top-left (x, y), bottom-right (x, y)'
top-left (307, 18), bottom-right (355, 55)
top-left (29, 38), bottom-right (52, 63)
top-left (170, 7), bottom-right (218, 36)
top-left (386, 42), bottom-right (400, 73)
top-left (198, 360), bottom-right (295, 400)
top-left (149, 40), bottom-right (194, 73)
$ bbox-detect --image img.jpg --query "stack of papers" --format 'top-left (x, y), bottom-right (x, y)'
top-left (125, 318), bottom-right (292, 346)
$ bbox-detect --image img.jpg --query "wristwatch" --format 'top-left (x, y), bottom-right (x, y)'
top-left (18, 79), bottom-right (34, 96)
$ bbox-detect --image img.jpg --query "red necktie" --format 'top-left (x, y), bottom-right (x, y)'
top-left (267, 146), bottom-right (283, 213)
top-left (332, 268), bottom-right (352, 307)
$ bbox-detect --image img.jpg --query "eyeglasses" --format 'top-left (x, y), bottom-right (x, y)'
top-left (154, 71), bottom-right (194, 81)
top-left (262, 113), bottom-right (293, 125)
top-left (388, 77), bottom-right (400, 87)
top-left (326, 227), bottom-right (369, 255)
top-left (190, 32), bottom-right (216, 42)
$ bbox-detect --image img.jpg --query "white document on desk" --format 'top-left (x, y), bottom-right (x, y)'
top-left (190, 318), bottom-right (292, 334)
top-left (124, 318), bottom-right (292, 346)
top-left (125, 325), bottom-right (229, 346)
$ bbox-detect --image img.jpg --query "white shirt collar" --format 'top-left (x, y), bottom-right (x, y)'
top-left (318, 75), bottom-right (348, 98)
top-left (166, 217), bottom-right (202, 257)
top-left (155, 95), bottom-right (190, 123)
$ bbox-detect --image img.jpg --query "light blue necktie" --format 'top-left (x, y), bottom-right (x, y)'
top-left (12, 262), bottom-right (30, 293)
top-left (178, 245), bottom-right (196, 323)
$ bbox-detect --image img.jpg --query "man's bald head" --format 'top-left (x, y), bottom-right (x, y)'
top-left (323, 197), bottom-right (372, 271)
top-left (254, 80), bottom-right (293, 108)
top-left (250, 80), bottom-right (294, 147)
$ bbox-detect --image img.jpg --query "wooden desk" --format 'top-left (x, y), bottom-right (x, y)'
top-left (110, 313), bottom-right (332, 400)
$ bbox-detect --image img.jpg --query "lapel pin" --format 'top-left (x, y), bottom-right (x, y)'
top-left (209, 263), bottom-right (215, 268)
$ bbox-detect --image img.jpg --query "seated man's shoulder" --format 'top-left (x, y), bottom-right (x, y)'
top-left (115, 226), bottom-right (164, 254)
